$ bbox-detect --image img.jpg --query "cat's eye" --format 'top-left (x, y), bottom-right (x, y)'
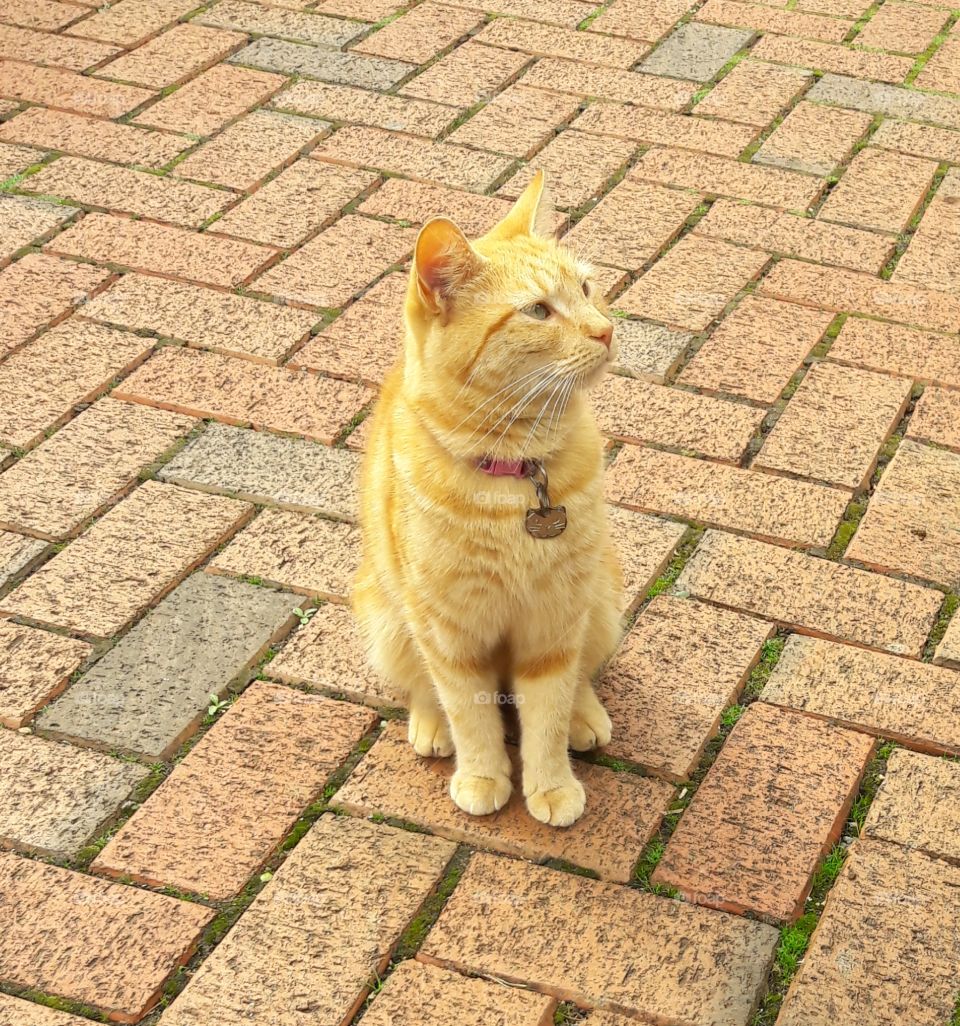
top-left (582, 280), bottom-right (590, 296)
top-left (523, 302), bottom-right (551, 321)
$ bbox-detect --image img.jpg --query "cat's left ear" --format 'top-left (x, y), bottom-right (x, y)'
top-left (413, 216), bottom-right (483, 314)
top-left (485, 170), bottom-right (553, 241)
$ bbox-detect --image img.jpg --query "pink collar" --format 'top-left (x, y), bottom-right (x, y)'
top-left (475, 456), bottom-right (534, 478)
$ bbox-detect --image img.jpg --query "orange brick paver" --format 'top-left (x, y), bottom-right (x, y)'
top-left (3, 3), bottom-right (960, 1023)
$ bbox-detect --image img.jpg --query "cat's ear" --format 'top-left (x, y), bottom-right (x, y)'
top-left (485, 169), bottom-right (552, 241)
top-left (413, 216), bottom-right (482, 313)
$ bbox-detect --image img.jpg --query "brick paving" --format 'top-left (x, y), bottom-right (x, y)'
top-left (0, 3), bottom-right (959, 1025)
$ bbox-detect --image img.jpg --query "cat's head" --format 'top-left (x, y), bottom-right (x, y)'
top-left (403, 171), bottom-right (614, 458)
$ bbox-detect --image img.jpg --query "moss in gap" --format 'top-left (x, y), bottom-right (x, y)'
top-left (811, 312), bottom-right (848, 359)
top-left (847, 742), bottom-right (897, 837)
top-left (905, 13), bottom-right (959, 85)
top-left (741, 634), bottom-right (787, 703)
top-left (826, 497), bottom-right (867, 559)
top-left (925, 593), bottom-right (960, 661)
top-left (881, 164), bottom-right (949, 279)
top-left (554, 1002), bottom-right (589, 1024)
top-left (391, 847), bottom-right (471, 961)
top-left (542, 857), bottom-right (599, 879)
top-left (645, 527), bottom-right (704, 602)
top-left (632, 836), bottom-right (678, 897)
top-left (0, 988), bottom-right (108, 1022)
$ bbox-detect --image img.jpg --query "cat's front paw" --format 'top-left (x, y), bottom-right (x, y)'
top-left (526, 777), bottom-right (586, 827)
top-left (569, 690), bottom-right (612, 751)
top-left (450, 770), bottom-right (512, 816)
top-left (408, 708), bottom-right (454, 757)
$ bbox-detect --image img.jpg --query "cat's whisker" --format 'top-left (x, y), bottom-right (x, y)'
top-left (483, 368), bottom-right (566, 458)
top-left (521, 374), bottom-right (568, 455)
top-left (451, 363), bottom-right (554, 439)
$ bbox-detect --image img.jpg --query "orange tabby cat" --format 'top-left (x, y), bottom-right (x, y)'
top-left (353, 172), bottom-right (622, 827)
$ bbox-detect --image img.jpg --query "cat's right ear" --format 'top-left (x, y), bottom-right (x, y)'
top-left (413, 217), bottom-right (482, 315)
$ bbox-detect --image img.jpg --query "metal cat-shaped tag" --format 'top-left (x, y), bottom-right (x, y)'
top-left (525, 460), bottom-right (566, 539)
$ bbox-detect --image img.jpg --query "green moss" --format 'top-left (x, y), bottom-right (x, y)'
top-left (741, 635), bottom-right (787, 702)
top-left (392, 847), bottom-right (471, 961)
top-left (925, 593), bottom-right (959, 661)
top-left (826, 498), bottom-right (867, 559)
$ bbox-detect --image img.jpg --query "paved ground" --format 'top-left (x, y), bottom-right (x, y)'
top-left (1, 0), bottom-right (960, 1024)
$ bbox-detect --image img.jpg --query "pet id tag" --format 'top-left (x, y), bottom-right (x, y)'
top-left (525, 460), bottom-right (567, 539)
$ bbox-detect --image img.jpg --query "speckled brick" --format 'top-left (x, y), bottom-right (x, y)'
top-left (253, 214), bottom-right (414, 307)
top-left (210, 507), bottom-right (360, 599)
top-left (275, 80), bottom-right (455, 137)
top-left (114, 347), bottom-right (372, 443)
top-left (694, 198), bottom-right (893, 273)
top-left (420, 852), bottom-right (779, 1023)
top-left (0, 398), bottom-right (193, 539)
top-left (290, 273), bottom-right (406, 386)
top-left (0, 106), bottom-right (188, 167)
top-left (749, 34), bottom-right (913, 83)
top-left (198, 0), bottom-right (364, 46)
top-left (93, 680), bottom-right (376, 897)
top-left (134, 63), bottom-right (286, 136)
top-left (0, 480), bottom-right (251, 637)
top-left (0, 531), bottom-right (47, 590)
top-left (474, 17), bottom-right (647, 67)
top-left (67, 0), bottom-right (197, 45)
top-left (592, 0), bottom-right (701, 42)
top-left (0, 60), bottom-right (153, 117)
top-left (0, 620), bottom-right (90, 729)
top-left (864, 749), bottom-right (960, 862)
top-left (401, 40), bottom-right (529, 106)
top-left (98, 23), bottom-right (246, 89)
top-left (763, 627), bottom-right (960, 751)
top-left (313, 0), bottom-right (399, 18)
top-left (158, 816), bottom-right (455, 1026)
top-left (592, 375), bottom-right (765, 461)
top-left (358, 177), bottom-right (518, 235)
top-left (0, 850), bottom-right (212, 1021)
top-left (756, 362), bottom-right (912, 490)
top-left (160, 423), bottom-right (360, 519)
top-left (354, 2), bottom-right (480, 63)
top-left (315, 125), bottom-right (512, 192)
top-left (0, 0), bottom-right (89, 31)
top-left (611, 320), bottom-right (691, 382)
top-left (828, 316), bottom-right (960, 388)
top-left (48, 213), bottom-right (275, 288)
top-left (0, 24), bottom-right (118, 72)
top-left (631, 146), bottom-right (824, 210)
top-left (679, 295), bottom-right (833, 402)
top-left (819, 148), bottom-right (938, 234)
top-left (894, 186), bottom-right (960, 296)
top-left (337, 720), bottom-right (674, 881)
top-left (653, 702), bottom-right (873, 921)
top-left (808, 72), bottom-right (960, 130)
top-left (454, 0), bottom-right (595, 29)
top-left (176, 110), bottom-right (327, 191)
top-left (229, 37), bottom-right (414, 89)
top-left (0, 730), bottom-right (145, 857)
top-left (521, 57), bottom-right (696, 109)
top-left (846, 439), bottom-right (960, 587)
top-left (0, 318), bottom-right (150, 449)
top-left (0, 252), bottom-right (108, 358)
top-left (268, 601), bottom-right (393, 705)
top-left (873, 119), bottom-right (960, 167)
top-left (0, 194), bottom-right (78, 265)
top-left (0, 993), bottom-right (93, 1026)
top-left (81, 273), bottom-right (316, 364)
top-left (908, 388), bottom-right (960, 452)
top-left (694, 60), bottom-right (810, 126)
top-left (855, 0), bottom-right (948, 52)
top-left (915, 35), bottom-right (960, 93)
top-left (607, 505), bottom-right (686, 613)
top-left (776, 840), bottom-right (960, 1026)
top-left (758, 259), bottom-right (960, 333)
top-left (0, 141), bottom-right (38, 178)
top-left (24, 156), bottom-right (230, 227)
top-left (450, 83), bottom-right (580, 158)
top-left (213, 160), bottom-right (375, 248)
top-left (498, 130), bottom-right (635, 210)
top-left (678, 530), bottom-right (942, 656)
top-left (639, 22), bottom-right (753, 81)
top-left (576, 104), bottom-right (757, 157)
top-left (608, 446), bottom-right (848, 547)
top-left (361, 960), bottom-right (555, 1026)
top-left (597, 595), bottom-right (773, 778)
top-left (38, 573), bottom-right (299, 759)
top-left (616, 234), bottom-right (769, 331)
top-left (754, 101), bottom-right (873, 176)
top-left (698, 0), bottom-right (851, 39)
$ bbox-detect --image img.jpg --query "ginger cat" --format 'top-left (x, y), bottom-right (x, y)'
top-left (353, 172), bottom-right (622, 827)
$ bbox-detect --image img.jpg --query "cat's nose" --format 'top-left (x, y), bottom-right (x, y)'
top-left (591, 322), bottom-right (613, 349)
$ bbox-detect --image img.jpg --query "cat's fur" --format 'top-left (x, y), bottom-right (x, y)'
top-left (353, 173), bottom-right (623, 827)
